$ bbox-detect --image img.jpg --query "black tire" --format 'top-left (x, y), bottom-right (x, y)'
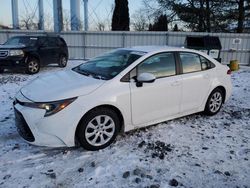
top-left (26, 57), bottom-right (40, 74)
top-left (204, 88), bottom-right (224, 116)
top-left (58, 55), bottom-right (68, 68)
top-left (76, 107), bottom-right (120, 151)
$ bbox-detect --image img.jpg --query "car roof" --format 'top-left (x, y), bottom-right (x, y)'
top-left (124, 45), bottom-right (191, 53)
top-left (11, 34), bottom-right (60, 38)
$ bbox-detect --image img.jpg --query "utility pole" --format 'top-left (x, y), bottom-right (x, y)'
top-left (70, 0), bottom-right (80, 30)
top-left (11, 0), bottom-right (19, 29)
top-left (53, 0), bottom-right (63, 32)
top-left (38, 0), bottom-right (44, 30)
top-left (83, 0), bottom-right (88, 31)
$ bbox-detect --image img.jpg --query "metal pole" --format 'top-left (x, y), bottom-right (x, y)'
top-left (38, 0), bottom-right (44, 30)
top-left (11, 0), bottom-right (19, 29)
top-left (83, 0), bottom-right (88, 31)
top-left (70, 0), bottom-right (80, 31)
top-left (53, 0), bottom-right (63, 33)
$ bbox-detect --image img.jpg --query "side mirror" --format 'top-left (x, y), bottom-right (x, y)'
top-left (136, 73), bottom-right (156, 87)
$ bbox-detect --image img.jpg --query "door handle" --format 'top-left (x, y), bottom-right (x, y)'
top-left (171, 81), bottom-right (181, 86)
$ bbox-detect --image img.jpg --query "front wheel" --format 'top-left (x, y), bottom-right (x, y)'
top-left (58, 55), bottom-right (67, 68)
top-left (204, 88), bottom-right (224, 116)
top-left (26, 57), bottom-right (40, 74)
top-left (76, 108), bottom-right (120, 151)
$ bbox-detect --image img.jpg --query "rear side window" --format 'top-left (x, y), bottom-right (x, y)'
top-left (138, 53), bottom-right (176, 78)
top-left (180, 53), bottom-right (201, 73)
top-left (47, 37), bottom-right (57, 47)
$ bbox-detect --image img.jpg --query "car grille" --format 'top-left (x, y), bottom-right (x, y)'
top-left (14, 108), bottom-right (35, 142)
top-left (0, 50), bottom-right (8, 58)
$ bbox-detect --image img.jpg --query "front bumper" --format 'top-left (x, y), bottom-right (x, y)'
top-left (13, 92), bottom-right (84, 147)
top-left (0, 56), bottom-right (26, 69)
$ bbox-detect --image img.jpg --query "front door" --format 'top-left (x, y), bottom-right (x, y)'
top-left (130, 52), bottom-right (182, 126)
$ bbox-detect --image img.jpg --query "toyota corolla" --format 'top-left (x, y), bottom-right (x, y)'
top-left (13, 46), bottom-right (232, 150)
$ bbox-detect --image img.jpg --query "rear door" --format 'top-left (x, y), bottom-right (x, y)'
top-left (178, 52), bottom-right (213, 113)
top-left (37, 37), bottom-right (53, 65)
top-left (130, 52), bottom-right (182, 126)
top-left (47, 37), bottom-right (60, 63)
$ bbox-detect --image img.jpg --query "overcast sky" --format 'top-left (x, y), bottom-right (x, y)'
top-left (0, 0), bottom-right (142, 30)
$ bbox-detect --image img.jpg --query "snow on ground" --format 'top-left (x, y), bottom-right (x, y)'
top-left (0, 61), bottom-right (250, 188)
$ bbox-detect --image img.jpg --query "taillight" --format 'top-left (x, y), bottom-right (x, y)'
top-left (227, 69), bottom-right (232, 75)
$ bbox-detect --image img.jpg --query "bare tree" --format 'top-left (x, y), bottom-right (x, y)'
top-left (20, 13), bottom-right (38, 30)
top-left (131, 9), bottom-right (149, 31)
top-left (96, 22), bottom-right (105, 31)
top-left (63, 10), bottom-right (71, 31)
top-left (43, 12), bottom-right (53, 31)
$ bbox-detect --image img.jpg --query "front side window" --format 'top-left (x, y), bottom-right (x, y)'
top-left (73, 50), bottom-right (145, 80)
top-left (180, 53), bottom-right (201, 73)
top-left (38, 37), bottom-right (48, 47)
top-left (138, 53), bottom-right (176, 78)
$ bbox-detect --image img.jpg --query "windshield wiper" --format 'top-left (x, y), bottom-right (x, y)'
top-left (90, 73), bottom-right (108, 80)
top-left (74, 67), bottom-right (108, 80)
top-left (74, 67), bottom-right (90, 76)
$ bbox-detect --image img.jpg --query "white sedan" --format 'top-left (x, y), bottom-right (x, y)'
top-left (14, 46), bottom-right (232, 150)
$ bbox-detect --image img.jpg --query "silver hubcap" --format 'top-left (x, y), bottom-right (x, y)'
top-left (28, 61), bottom-right (39, 73)
top-left (61, 57), bottom-right (67, 66)
top-left (209, 92), bottom-right (222, 113)
top-left (85, 115), bottom-right (115, 146)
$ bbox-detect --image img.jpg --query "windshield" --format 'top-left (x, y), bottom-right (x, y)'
top-left (73, 49), bottom-right (146, 80)
top-left (5, 36), bottom-right (38, 46)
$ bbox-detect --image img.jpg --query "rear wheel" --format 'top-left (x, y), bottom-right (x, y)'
top-left (26, 57), bottom-right (40, 74)
top-left (76, 107), bottom-right (120, 151)
top-left (204, 88), bottom-right (224, 116)
top-left (58, 55), bottom-right (67, 68)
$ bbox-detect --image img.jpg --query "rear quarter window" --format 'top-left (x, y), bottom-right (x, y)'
top-left (200, 55), bottom-right (215, 70)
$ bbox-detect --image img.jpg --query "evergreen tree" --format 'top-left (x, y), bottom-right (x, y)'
top-left (149, 14), bottom-right (168, 31)
top-left (173, 24), bottom-right (179, 31)
top-left (156, 0), bottom-right (250, 32)
top-left (111, 0), bottom-right (130, 31)
top-left (224, 0), bottom-right (250, 33)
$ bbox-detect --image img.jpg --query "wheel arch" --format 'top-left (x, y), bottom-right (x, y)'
top-left (213, 85), bottom-right (226, 103)
top-left (26, 52), bottom-right (41, 63)
top-left (60, 52), bottom-right (68, 60)
top-left (74, 104), bottom-right (125, 145)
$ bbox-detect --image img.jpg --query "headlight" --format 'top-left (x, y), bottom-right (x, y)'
top-left (21, 97), bottom-right (77, 117)
top-left (9, 50), bottom-right (24, 56)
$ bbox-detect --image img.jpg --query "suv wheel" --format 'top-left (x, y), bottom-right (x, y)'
top-left (76, 107), bottom-right (120, 151)
top-left (58, 55), bottom-right (67, 68)
top-left (204, 88), bottom-right (223, 116)
top-left (26, 57), bottom-right (40, 74)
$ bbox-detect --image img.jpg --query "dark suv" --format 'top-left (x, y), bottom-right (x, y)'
top-left (0, 35), bottom-right (68, 74)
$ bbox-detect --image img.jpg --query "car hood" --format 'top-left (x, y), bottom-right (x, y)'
top-left (21, 70), bottom-right (106, 102)
top-left (0, 44), bottom-right (26, 49)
